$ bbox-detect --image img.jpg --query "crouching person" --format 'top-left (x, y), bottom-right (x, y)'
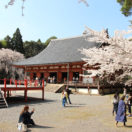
top-left (18, 105), bottom-right (35, 131)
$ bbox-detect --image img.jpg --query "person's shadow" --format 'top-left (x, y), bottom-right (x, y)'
top-left (28, 124), bottom-right (53, 129)
top-left (27, 125), bottom-right (53, 132)
top-left (117, 125), bottom-right (132, 128)
top-left (34, 125), bottom-right (53, 128)
top-left (125, 125), bottom-right (132, 128)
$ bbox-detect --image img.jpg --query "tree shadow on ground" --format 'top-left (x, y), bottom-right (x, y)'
top-left (6, 96), bottom-right (56, 107)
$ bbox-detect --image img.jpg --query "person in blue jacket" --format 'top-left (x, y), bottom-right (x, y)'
top-left (115, 95), bottom-right (127, 126)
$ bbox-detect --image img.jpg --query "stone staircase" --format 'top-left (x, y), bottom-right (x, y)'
top-left (0, 89), bottom-right (8, 108)
top-left (45, 84), bottom-right (65, 93)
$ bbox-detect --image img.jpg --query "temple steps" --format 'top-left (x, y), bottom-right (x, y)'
top-left (45, 84), bottom-right (65, 93)
top-left (0, 89), bottom-right (8, 108)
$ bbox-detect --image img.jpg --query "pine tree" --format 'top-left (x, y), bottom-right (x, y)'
top-left (4, 35), bottom-right (12, 49)
top-left (117, 0), bottom-right (132, 16)
top-left (12, 28), bottom-right (24, 54)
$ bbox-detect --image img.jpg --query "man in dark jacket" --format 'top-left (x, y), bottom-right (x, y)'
top-left (66, 86), bottom-right (72, 104)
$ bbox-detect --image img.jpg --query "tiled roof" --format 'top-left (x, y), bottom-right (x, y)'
top-left (14, 35), bottom-right (101, 66)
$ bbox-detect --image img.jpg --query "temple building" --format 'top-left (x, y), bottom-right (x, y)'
top-left (14, 35), bottom-right (101, 83)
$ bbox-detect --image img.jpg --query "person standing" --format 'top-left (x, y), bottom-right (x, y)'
top-left (123, 88), bottom-right (127, 96)
top-left (66, 86), bottom-right (72, 104)
top-left (72, 77), bottom-right (75, 83)
top-left (127, 93), bottom-right (132, 117)
top-left (61, 90), bottom-right (67, 107)
top-left (50, 77), bottom-right (53, 83)
top-left (35, 77), bottom-right (39, 86)
top-left (112, 93), bottom-right (119, 116)
top-left (115, 96), bottom-right (127, 126)
top-left (53, 76), bottom-right (55, 83)
top-left (48, 76), bottom-right (50, 83)
top-left (76, 77), bottom-right (79, 83)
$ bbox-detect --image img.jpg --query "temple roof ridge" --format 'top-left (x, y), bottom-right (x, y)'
top-left (51, 35), bottom-right (88, 42)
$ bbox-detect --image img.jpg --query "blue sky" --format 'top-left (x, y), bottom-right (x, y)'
top-left (0, 0), bottom-right (132, 42)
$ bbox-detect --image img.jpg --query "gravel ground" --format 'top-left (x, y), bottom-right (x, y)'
top-left (0, 91), bottom-right (132, 132)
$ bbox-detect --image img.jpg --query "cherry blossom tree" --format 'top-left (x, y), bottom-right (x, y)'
top-left (81, 27), bottom-right (132, 85)
top-left (0, 48), bottom-right (24, 80)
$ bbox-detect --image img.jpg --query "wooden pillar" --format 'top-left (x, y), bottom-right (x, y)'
top-left (24, 66), bottom-right (27, 78)
top-left (44, 72), bottom-right (49, 82)
top-left (19, 80), bottom-right (21, 85)
top-left (15, 80), bottom-right (17, 88)
top-left (67, 63), bottom-right (69, 84)
top-left (80, 65), bottom-right (83, 82)
top-left (4, 78), bottom-right (7, 98)
top-left (42, 80), bottom-right (44, 100)
top-left (79, 71), bottom-right (82, 81)
top-left (69, 71), bottom-right (73, 81)
top-left (97, 81), bottom-right (100, 93)
top-left (9, 79), bottom-right (12, 96)
top-left (24, 79), bottom-right (28, 102)
top-left (10, 79), bottom-right (12, 85)
top-left (30, 73), bottom-right (33, 80)
top-left (57, 71), bottom-right (62, 83)
top-left (37, 72), bottom-right (41, 78)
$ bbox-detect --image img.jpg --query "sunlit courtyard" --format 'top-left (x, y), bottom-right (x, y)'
top-left (0, 91), bottom-right (132, 132)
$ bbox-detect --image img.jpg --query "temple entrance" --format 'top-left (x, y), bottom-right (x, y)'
top-left (62, 72), bottom-right (67, 83)
top-left (40, 73), bottom-right (44, 80)
top-left (33, 73), bottom-right (36, 80)
top-left (50, 72), bottom-right (57, 78)
top-left (73, 72), bottom-right (79, 82)
top-left (49, 72), bottom-right (57, 83)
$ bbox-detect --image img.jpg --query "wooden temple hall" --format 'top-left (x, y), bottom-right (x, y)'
top-left (14, 35), bottom-right (101, 83)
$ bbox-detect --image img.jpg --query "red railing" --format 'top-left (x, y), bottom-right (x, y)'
top-left (0, 78), bottom-right (44, 87)
top-left (0, 78), bottom-right (45, 101)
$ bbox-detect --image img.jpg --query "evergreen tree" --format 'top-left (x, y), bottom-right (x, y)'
top-left (37, 39), bottom-right (42, 44)
top-left (0, 40), bottom-right (7, 48)
top-left (117, 0), bottom-right (132, 16)
top-left (4, 35), bottom-right (12, 49)
top-left (0, 41), bottom-right (2, 48)
top-left (45, 36), bottom-right (57, 46)
top-left (24, 40), bottom-right (46, 58)
top-left (12, 28), bottom-right (24, 54)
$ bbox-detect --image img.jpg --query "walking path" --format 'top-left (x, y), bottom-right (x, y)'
top-left (0, 91), bottom-right (132, 132)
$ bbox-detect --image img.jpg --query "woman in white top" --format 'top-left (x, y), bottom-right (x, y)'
top-left (112, 93), bottom-right (119, 116)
